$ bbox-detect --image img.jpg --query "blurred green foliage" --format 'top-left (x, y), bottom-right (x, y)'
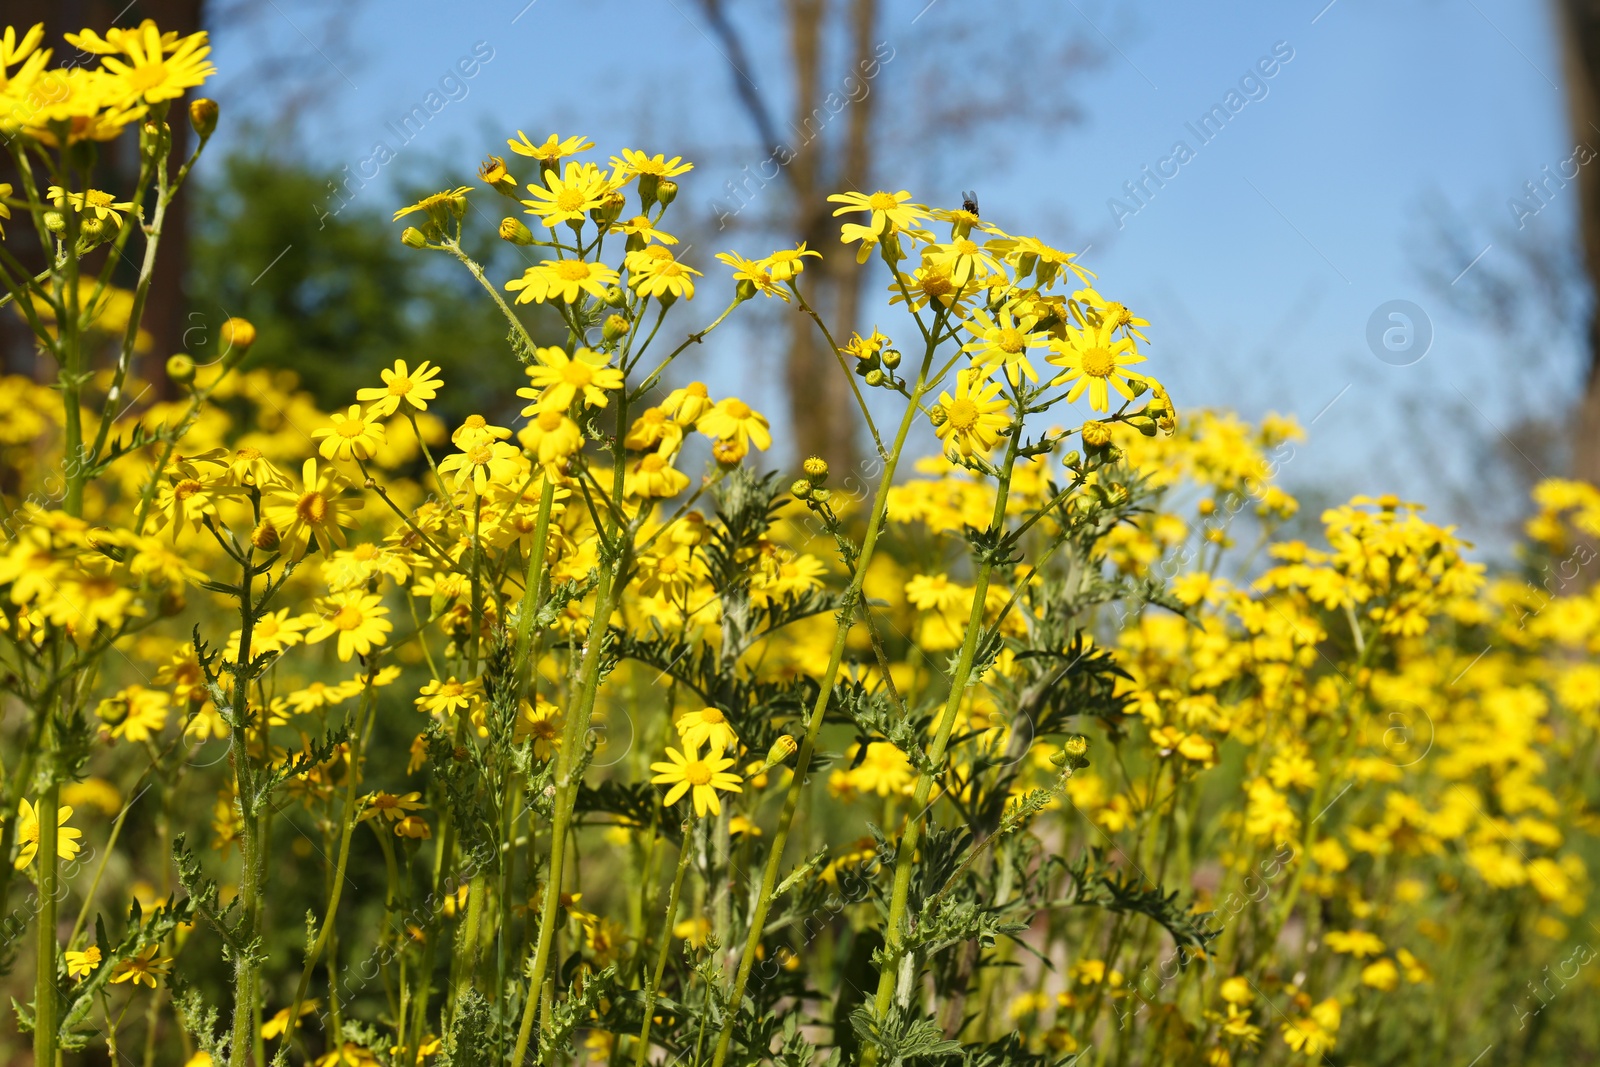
top-left (187, 151), bottom-right (554, 420)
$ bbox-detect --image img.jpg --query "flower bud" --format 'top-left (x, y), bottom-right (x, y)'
top-left (637, 173), bottom-right (661, 209)
top-left (656, 179), bottom-right (678, 206)
top-left (761, 735), bottom-right (798, 772)
top-left (79, 216), bottom-right (109, 244)
top-left (95, 695), bottom-right (130, 728)
top-left (43, 210), bottom-right (65, 235)
top-left (802, 456), bottom-right (828, 483)
top-left (221, 317), bottom-right (257, 352)
top-left (734, 278), bottom-right (758, 303)
top-left (498, 217), bottom-right (534, 245)
top-left (712, 437), bottom-right (748, 466)
top-left (251, 519), bottom-right (280, 551)
top-left (1053, 734), bottom-right (1091, 778)
top-left (791, 478), bottom-right (813, 500)
top-left (1063, 450), bottom-right (1081, 469)
top-left (810, 487), bottom-right (832, 504)
top-left (189, 98), bottom-right (219, 139)
top-left (591, 191), bottom-right (626, 227)
top-left (603, 285), bottom-right (627, 308)
top-left (863, 369), bottom-right (885, 387)
top-left (1081, 420), bottom-right (1112, 449)
top-left (478, 156), bottom-right (520, 197)
top-left (880, 231), bottom-right (904, 264)
top-left (881, 348), bottom-right (901, 369)
top-left (602, 314), bottom-right (630, 343)
top-left (166, 353), bottom-right (196, 385)
top-left (402, 226), bottom-right (428, 248)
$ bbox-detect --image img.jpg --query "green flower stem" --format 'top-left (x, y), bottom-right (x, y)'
top-left (227, 550), bottom-right (263, 1067)
top-left (791, 288), bottom-right (885, 460)
top-left (445, 241), bottom-right (539, 357)
top-left (864, 424), bottom-right (1024, 1048)
top-left (60, 158), bottom-right (85, 522)
top-left (633, 818), bottom-right (693, 1067)
top-left (708, 345), bottom-right (938, 1067)
top-left (626, 298), bottom-right (738, 398)
top-left (512, 479), bottom-right (558, 691)
top-left (87, 119), bottom-right (173, 470)
top-left (283, 680), bottom-right (374, 1059)
top-left (34, 777), bottom-right (60, 1067)
top-left (517, 372), bottom-right (635, 1062)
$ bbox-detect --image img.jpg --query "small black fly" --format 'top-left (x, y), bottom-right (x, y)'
top-left (961, 189), bottom-right (979, 216)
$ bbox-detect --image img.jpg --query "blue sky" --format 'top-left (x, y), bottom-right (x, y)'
top-left (207, 0), bottom-right (1578, 545)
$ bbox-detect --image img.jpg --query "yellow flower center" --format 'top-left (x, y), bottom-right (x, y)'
top-left (555, 260), bottom-right (592, 280)
top-left (953, 239), bottom-right (978, 256)
top-left (389, 377), bottom-right (414, 395)
top-left (463, 414), bottom-right (487, 429)
top-left (174, 478), bottom-right (202, 500)
top-left (561, 360), bottom-right (595, 387)
top-left (657, 557), bottom-right (680, 575)
top-left (701, 708), bottom-right (725, 724)
top-left (1105, 303), bottom-right (1131, 327)
top-left (997, 328), bottom-right (1025, 354)
top-left (1081, 347), bottom-right (1116, 378)
top-left (687, 382), bottom-right (708, 397)
top-left (438, 682), bottom-right (463, 697)
top-left (123, 63), bottom-right (170, 94)
top-left (468, 445), bottom-right (493, 465)
top-left (867, 191), bottom-right (899, 210)
top-left (297, 491), bottom-right (328, 524)
top-left (639, 454), bottom-right (666, 472)
top-left (945, 398), bottom-right (980, 432)
top-left (336, 419), bottom-right (366, 439)
top-left (237, 447), bottom-right (262, 460)
top-left (683, 761), bottom-right (713, 786)
top-left (556, 187), bottom-right (587, 212)
top-left (920, 273), bottom-right (952, 298)
top-left (537, 409), bottom-right (565, 431)
top-left (330, 606), bottom-right (364, 631)
top-left (724, 399), bottom-right (752, 419)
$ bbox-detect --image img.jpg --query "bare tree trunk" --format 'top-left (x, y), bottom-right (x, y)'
top-left (1559, 0), bottom-right (1600, 484)
top-left (782, 0), bottom-right (864, 475)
